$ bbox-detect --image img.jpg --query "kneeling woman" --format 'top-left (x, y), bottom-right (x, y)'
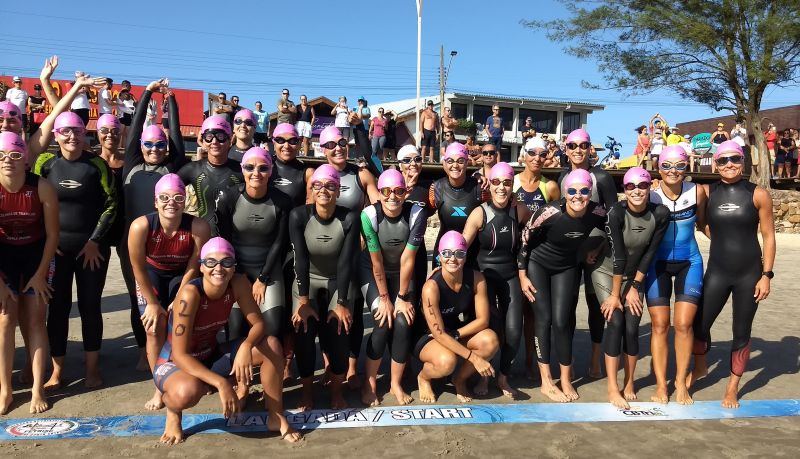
top-left (591, 168), bottom-right (669, 408)
top-left (416, 231), bottom-right (499, 403)
top-left (128, 174), bottom-right (210, 410)
top-left (517, 169), bottom-right (606, 402)
top-left (154, 237), bottom-right (299, 445)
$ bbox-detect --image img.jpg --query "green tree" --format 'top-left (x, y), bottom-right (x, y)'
top-left (526, 0), bottom-right (800, 187)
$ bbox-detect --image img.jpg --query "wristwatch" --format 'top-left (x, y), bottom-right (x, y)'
top-left (449, 330), bottom-right (461, 341)
top-left (336, 298), bottom-right (349, 308)
top-left (629, 279), bottom-right (643, 291)
top-left (257, 273), bottom-right (270, 284)
top-left (397, 292), bottom-right (412, 302)
top-left (762, 271), bottom-right (774, 279)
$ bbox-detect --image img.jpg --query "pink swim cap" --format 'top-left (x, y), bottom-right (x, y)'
top-left (272, 122), bottom-right (298, 138)
top-left (396, 145), bottom-right (419, 161)
top-left (311, 164), bottom-right (341, 185)
top-left (0, 132), bottom-right (27, 156)
top-left (443, 142), bottom-right (467, 160)
top-left (141, 124), bottom-right (167, 142)
top-left (377, 169), bottom-right (406, 189)
top-left (563, 168), bottom-right (593, 190)
top-left (96, 114), bottom-right (121, 130)
top-left (714, 140), bottom-right (744, 159)
top-left (53, 111), bottom-right (85, 131)
top-left (0, 101), bottom-right (22, 120)
top-left (200, 237), bottom-right (236, 261)
top-left (438, 230), bottom-right (467, 253)
top-left (658, 145), bottom-right (688, 164)
top-left (319, 126), bottom-right (343, 145)
top-left (241, 147), bottom-right (273, 169)
top-left (623, 167), bottom-right (651, 185)
top-left (565, 128), bottom-right (590, 144)
top-left (488, 162), bottom-right (514, 180)
top-left (154, 173), bottom-right (185, 196)
top-left (201, 115), bottom-right (232, 135)
top-left (234, 109), bottom-right (256, 122)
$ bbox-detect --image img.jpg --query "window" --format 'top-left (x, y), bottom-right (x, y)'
top-left (450, 102), bottom-right (468, 120)
top-left (498, 107), bottom-right (514, 131)
top-left (563, 111), bottom-right (581, 134)
top-left (519, 109), bottom-right (557, 134)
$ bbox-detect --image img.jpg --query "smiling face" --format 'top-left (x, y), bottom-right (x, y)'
top-left (489, 176), bottom-right (512, 207)
top-left (311, 179), bottom-right (340, 206)
top-left (524, 148), bottom-right (546, 173)
top-left (55, 127), bottom-right (85, 155)
top-left (141, 135), bottom-right (168, 165)
top-left (323, 134), bottom-right (347, 168)
top-left (242, 157), bottom-right (271, 190)
top-left (442, 156), bottom-right (466, 181)
top-left (440, 248), bottom-right (466, 275)
top-left (200, 251), bottom-right (235, 288)
top-left (154, 188), bottom-right (186, 219)
top-left (97, 126), bottom-right (121, 151)
top-left (565, 183), bottom-right (591, 214)
top-left (716, 153), bottom-right (744, 181)
top-left (566, 141), bottom-right (590, 166)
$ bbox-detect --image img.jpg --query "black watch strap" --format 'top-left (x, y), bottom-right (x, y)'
top-left (630, 279), bottom-right (642, 291)
top-left (762, 271), bottom-right (774, 279)
top-left (397, 292), bottom-right (411, 302)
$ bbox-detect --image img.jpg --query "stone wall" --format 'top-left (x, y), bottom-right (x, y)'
top-left (772, 190), bottom-right (800, 233)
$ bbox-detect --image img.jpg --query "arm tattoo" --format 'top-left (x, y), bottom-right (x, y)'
top-left (174, 324), bottom-right (186, 336)
top-left (177, 299), bottom-right (190, 317)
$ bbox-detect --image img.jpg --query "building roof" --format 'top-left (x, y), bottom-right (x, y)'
top-left (676, 104), bottom-right (800, 135)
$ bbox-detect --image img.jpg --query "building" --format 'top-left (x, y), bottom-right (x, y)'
top-left (676, 105), bottom-right (800, 138)
top-left (371, 92), bottom-right (604, 162)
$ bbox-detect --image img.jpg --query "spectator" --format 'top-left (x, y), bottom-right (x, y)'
top-left (6, 76), bottom-right (29, 131)
top-left (332, 96), bottom-right (351, 142)
top-left (440, 130), bottom-right (456, 158)
top-left (441, 106), bottom-right (457, 134)
top-left (229, 96), bottom-right (243, 119)
top-left (546, 139), bottom-right (563, 168)
top-left (484, 104), bottom-right (504, 150)
top-left (383, 110), bottom-right (397, 160)
top-left (69, 73), bottom-right (91, 126)
top-left (27, 83), bottom-right (46, 136)
top-left (211, 92), bottom-right (233, 123)
top-left (649, 113), bottom-right (667, 136)
top-left (98, 78), bottom-right (114, 115)
top-left (120, 80), bottom-right (136, 104)
top-left (276, 88), bottom-right (296, 125)
top-left (765, 123), bottom-right (777, 165)
top-left (116, 90), bottom-right (135, 141)
top-left (419, 99), bottom-right (438, 162)
top-left (775, 129), bottom-right (794, 178)
top-left (731, 121), bottom-right (747, 147)
top-left (145, 97), bottom-right (157, 127)
top-left (633, 125), bottom-right (650, 167)
top-left (352, 96), bottom-right (371, 161)
top-left (666, 126), bottom-right (683, 146)
top-left (295, 94), bottom-right (315, 156)
top-left (160, 89), bottom-right (170, 129)
top-left (650, 130), bottom-right (666, 170)
top-left (520, 116), bottom-right (536, 142)
top-left (253, 101), bottom-right (269, 146)
top-left (369, 107), bottom-right (387, 160)
top-left (712, 122), bottom-right (730, 146)
top-left (792, 129), bottom-right (800, 177)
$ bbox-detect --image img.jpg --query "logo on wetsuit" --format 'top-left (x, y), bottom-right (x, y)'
top-left (631, 225), bottom-right (646, 233)
top-left (58, 180), bottom-right (82, 189)
top-left (273, 178), bottom-right (292, 187)
top-left (451, 206), bottom-right (468, 217)
top-left (499, 226), bottom-right (509, 233)
top-left (316, 235), bottom-right (333, 243)
top-left (248, 213), bottom-right (265, 222)
top-left (564, 232), bottom-right (584, 239)
top-left (340, 184), bottom-right (351, 193)
top-left (718, 203), bottom-right (740, 212)
top-left (386, 238), bottom-right (404, 246)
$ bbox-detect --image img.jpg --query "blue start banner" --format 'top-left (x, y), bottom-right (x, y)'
top-left (2, 400), bottom-right (798, 441)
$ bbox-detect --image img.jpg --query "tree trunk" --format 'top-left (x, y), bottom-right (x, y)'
top-left (747, 111), bottom-right (770, 189)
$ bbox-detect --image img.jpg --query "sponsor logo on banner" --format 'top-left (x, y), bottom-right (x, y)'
top-left (619, 407), bottom-right (667, 417)
top-left (6, 420), bottom-right (80, 437)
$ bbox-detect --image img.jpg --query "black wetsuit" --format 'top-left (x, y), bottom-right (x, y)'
top-left (228, 143), bottom-right (252, 163)
top-left (288, 204), bottom-right (360, 378)
top-left (694, 180), bottom-right (763, 376)
top-left (413, 269), bottom-right (476, 359)
top-left (429, 176), bottom-right (484, 268)
top-left (592, 201), bottom-right (669, 357)
top-left (517, 200), bottom-right (606, 366)
top-left (34, 151), bottom-right (117, 357)
top-left (177, 158), bottom-right (243, 222)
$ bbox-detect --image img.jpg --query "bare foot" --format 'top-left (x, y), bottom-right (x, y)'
top-left (453, 377), bottom-right (473, 403)
top-left (282, 360), bottom-right (294, 383)
top-left (85, 370), bottom-right (103, 389)
top-left (651, 384), bottom-right (669, 404)
top-left (721, 382), bottom-right (740, 409)
top-left (361, 387), bottom-right (380, 407)
top-left (144, 390), bottom-right (165, 411)
top-left (160, 410), bottom-right (184, 445)
top-left (235, 385), bottom-right (249, 412)
top-left (540, 381), bottom-right (569, 403)
top-left (686, 364), bottom-right (708, 389)
top-left (560, 379), bottom-right (579, 402)
top-left (389, 383), bottom-right (413, 405)
top-left (417, 375), bottom-right (437, 403)
top-left (623, 383), bottom-right (637, 401)
top-left (136, 350), bottom-right (149, 372)
top-left (267, 412), bottom-right (302, 443)
top-left (0, 391), bottom-right (13, 415)
top-left (497, 375), bottom-right (521, 400)
top-left (608, 390), bottom-right (630, 409)
top-left (675, 385), bottom-right (693, 405)
top-left (29, 387), bottom-right (49, 414)
top-left (330, 391), bottom-right (348, 410)
top-left (321, 370), bottom-right (332, 387)
top-left (297, 389), bottom-right (314, 412)
top-left (473, 376), bottom-right (489, 397)
top-left (346, 372), bottom-right (361, 391)
top-left (44, 373), bottom-right (62, 392)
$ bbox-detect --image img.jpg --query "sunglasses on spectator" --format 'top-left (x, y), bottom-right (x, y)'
top-left (202, 130), bottom-right (230, 143)
top-left (566, 187), bottom-right (591, 197)
top-left (468, 151), bottom-right (480, 157)
top-left (715, 155), bottom-right (744, 166)
top-left (482, 150), bottom-right (497, 156)
top-left (379, 187), bottom-right (408, 198)
top-left (400, 156), bottom-right (423, 164)
top-left (566, 142), bottom-right (591, 150)
top-left (623, 182), bottom-right (650, 191)
top-left (0, 108), bottom-right (20, 118)
top-left (321, 138), bottom-right (348, 149)
top-left (274, 136), bottom-right (301, 146)
top-left (311, 181), bottom-right (339, 192)
top-left (234, 118), bottom-right (255, 127)
top-left (54, 126), bottom-right (84, 137)
top-left (242, 164), bottom-right (271, 173)
top-left (201, 257), bottom-right (236, 269)
top-left (444, 157), bottom-right (466, 165)
top-left (142, 140), bottom-right (168, 150)
top-left (660, 161), bottom-right (688, 171)
top-left (282, 92), bottom-right (289, 96)
top-left (99, 127), bottom-right (120, 136)
top-left (440, 249), bottom-right (467, 260)
top-left (156, 193), bottom-right (186, 203)
top-left (0, 151), bottom-right (25, 161)
top-left (489, 178), bottom-right (513, 187)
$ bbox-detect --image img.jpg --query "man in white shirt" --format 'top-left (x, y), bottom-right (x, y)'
top-left (5, 76), bottom-right (29, 130)
top-left (98, 78), bottom-right (114, 115)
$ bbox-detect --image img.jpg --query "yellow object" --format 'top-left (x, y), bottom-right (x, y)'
top-left (618, 155), bottom-right (640, 168)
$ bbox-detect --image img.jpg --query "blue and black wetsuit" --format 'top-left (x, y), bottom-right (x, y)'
top-left (429, 176), bottom-right (485, 268)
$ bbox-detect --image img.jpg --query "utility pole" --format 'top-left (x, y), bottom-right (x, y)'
top-left (415, 0), bottom-right (423, 147)
top-left (439, 45), bottom-right (445, 146)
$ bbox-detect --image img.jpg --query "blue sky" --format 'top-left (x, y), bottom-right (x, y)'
top-left (1, 0), bottom-right (795, 151)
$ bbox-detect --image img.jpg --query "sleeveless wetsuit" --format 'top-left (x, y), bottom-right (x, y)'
top-left (413, 269), bottom-right (476, 359)
top-left (513, 174), bottom-right (551, 213)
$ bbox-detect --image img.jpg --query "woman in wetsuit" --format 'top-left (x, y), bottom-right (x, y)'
top-left (591, 167), bottom-right (669, 408)
top-left (416, 231), bottom-right (499, 403)
top-left (33, 112), bottom-right (118, 390)
top-left (213, 148), bottom-right (290, 339)
top-left (0, 132), bottom-right (59, 414)
top-left (517, 169), bottom-right (606, 402)
top-left (646, 145), bottom-right (708, 404)
top-left (289, 165), bottom-right (360, 411)
top-left (128, 174), bottom-right (209, 410)
top-left (397, 145), bottom-right (430, 305)
top-left (462, 162), bottom-right (531, 399)
top-left (689, 140), bottom-right (775, 409)
top-left (359, 169), bottom-right (427, 407)
top-left (229, 109), bottom-right (257, 162)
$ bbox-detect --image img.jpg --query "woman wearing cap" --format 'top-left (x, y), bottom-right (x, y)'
top-left (429, 142), bottom-right (486, 269)
top-left (213, 148), bottom-right (290, 341)
top-left (229, 109), bottom-right (258, 162)
top-left (269, 123), bottom-right (313, 207)
top-left (96, 115), bottom-right (126, 250)
top-left (590, 167), bottom-right (669, 408)
top-left (462, 162), bottom-right (531, 399)
top-left (154, 237), bottom-right (300, 445)
top-left (689, 141), bottom-right (775, 409)
top-left (416, 231), bottom-right (499, 403)
top-left (645, 145), bottom-right (707, 404)
top-left (359, 169), bottom-right (426, 406)
top-left (289, 164), bottom-right (360, 410)
top-left (517, 169), bottom-right (606, 402)
top-left (128, 174), bottom-right (210, 410)
top-left (33, 111), bottom-right (118, 390)
top-left (0, 132), bottom-right (59, 414)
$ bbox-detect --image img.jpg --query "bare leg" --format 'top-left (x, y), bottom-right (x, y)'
top-left (649, 307), bottom-right (670, 404)
top-left (622, 353), bottom-right (638, 401)
top-left (453, 331), bottom-right (499, 403)
top-left (673, 302), bottom-right (696, 405)
top-left (722, 373), bottom-right (742, 409)
top-left (144, 317), bottom-right (167, 410)
top-left (417, 340), bottom-right (458, 404)
top-left (361, 357), bottom-right (381, 407)
top-left (497, 373), bottom-right (521, 400)
top-left (589, 343), bottom-right (604, 379)
top-left (687, 354), bottom-right (708, 389)
top-left (559, 364), bottom-right (579, 401)
top-left (605, 354), bottom-right (629, 409)
top-left (159, 372), bottom-right (207, 445)
top-left (388, 360), bottom-right (413, 405)
top-left (0, 298), bottom-right (18, 414)
top-left (255, 336), bottom-right (301, 443)
top-left (538, 362), bottom-right (569, 402)
top-left (473, 375), bottom-right (489, 397)
top-left (329, 373), bottom-right (348, 410)
top-left (297, 376), bottom-right (314, 412)
top-left (346, 356), bottom-right (361, 390)
top-left (19, 296), bottom-right (49, 413)
top-left (45, 356), bottom-right (64, 391)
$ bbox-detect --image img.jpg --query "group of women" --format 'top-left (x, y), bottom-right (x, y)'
top-left (0, 60), bottom-right (776, 445)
